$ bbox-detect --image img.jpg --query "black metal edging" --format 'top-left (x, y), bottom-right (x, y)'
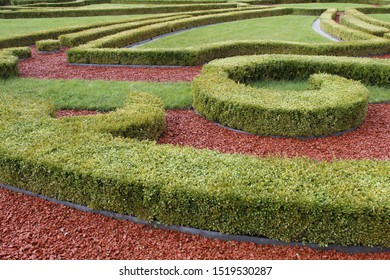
top-left (1, 183), bottom-right (389, 254)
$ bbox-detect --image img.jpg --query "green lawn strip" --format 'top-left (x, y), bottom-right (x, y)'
top-left (367, 13), bottom-right (390, 22)
top-left (0, 15), bottom-right (154, 38)
top-left (275, 3), bottom-right (373, 11)
top-left (0, 78), bottom-right (192, 110)
top-left (1, 78), bottom-right (388, 112)
top-left (135, 15), bottom-right (330, 50)
top-left (249, 79), bottom-right (390, 103)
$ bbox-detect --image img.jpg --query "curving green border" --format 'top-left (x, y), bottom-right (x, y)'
top-left (66, 8), bottom-right (390, 66)
top-left (192, 70), bottom-right (369, 137)
top-left (0, 89), bottom-right (389, 248)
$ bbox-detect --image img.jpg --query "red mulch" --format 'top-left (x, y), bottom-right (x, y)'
top-left (158, 105), bottom-right (390, 161)
top-left (18, 47), bottom-right (201, 82)
top-left (1, 187), bottom-right (389, 260)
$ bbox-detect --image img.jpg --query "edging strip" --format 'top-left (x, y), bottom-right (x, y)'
top-left (1, 182), bottom-right (388, 254)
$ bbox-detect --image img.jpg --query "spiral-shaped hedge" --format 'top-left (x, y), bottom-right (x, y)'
top-left (192, 55), bottom-right (371, 137)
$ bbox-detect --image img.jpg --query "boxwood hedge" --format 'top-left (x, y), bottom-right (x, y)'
top-left (66, 9), bottom-right (390, 66)
top-left (36, 39), bottom-right (61, 52)
top-left (192, 71), bottom-right (369, 137)
top-left (0, 91), bottom-right (388, 248)
top-left (0, 47), bottom-right (30, 78)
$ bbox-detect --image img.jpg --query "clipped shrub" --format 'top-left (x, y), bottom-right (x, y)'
top-left (0, 16), bottom-right (167, 48)
top-left (340, 14), bottom-right (388, 37)
top-left (59, 15), bottom-right (190, 47)
top-left (0, 92), bottom-right (389, 248)
top-left (192, 68), bottom-right (369, 137)
top-left (36, 39), bottom-right (61, 52)
top-left (320, 8), bottom-right (379, 41)
top-left (66, 8), bottom-right (390, 66)
top-left (0, 3), bottom-right (237, 18)
top-left (345, 8), bottom-right (390, 29)
top-left (0, 47), bottom-right (31, 79)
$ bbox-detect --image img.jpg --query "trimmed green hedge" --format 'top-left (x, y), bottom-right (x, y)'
top-left (80, 8), bottom-right (291, 49)
top-left (0, 3), bottom-right (237, 18)
top-left (345, 8), bottom-right (390, 29)
top-left (36, 39), bottom-right (61, 52)
top-left (340, 13), bottom-right (388, 37)
top-left (67, 37), bottom-right (390, 66)
top-left (66, 9), bottom-right (390, 66)
top-left (0, 16), bottom-right (173, 49)
top-left (0, 92), bottom-right (389, 247)
top-left (59, 15), bottom-right (190, 47)
top-left (0, 47), bottom-right (30, 78)
top-left (192, 68), bottom-right (369, 137)
top-left (320, 8), bottom-right (379, 41)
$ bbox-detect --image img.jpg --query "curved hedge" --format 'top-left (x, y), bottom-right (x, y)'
top-left (339, 13), bottom-right (388, 37)
top-left (0, 47), bottom-right (30, 78)
top-left (0, 91), bottom-right (389, 248)
top-left (66, 9), bottom-right (390, 66)
top-left (192, 71), bottom-right (369, 137)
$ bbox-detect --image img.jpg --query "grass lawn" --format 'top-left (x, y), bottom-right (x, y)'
top-left (0, 78), bottom-right (192, 111)
top-left (249, 79), bottom-right (390, 103)
top-left (0, 15), bottom-right (154, 38)
top-left (275, 2), bottom-right (372, 11)
top-left (136, 15), bottom-right (330, 50)
top-left (366, 13), bottom-right (390, 22)
top-left (1, 78), bottom-right (387, 114)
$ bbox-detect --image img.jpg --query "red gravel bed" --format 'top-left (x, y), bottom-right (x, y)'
top-left (158, 105), bottom-right (390, 161)
top-left (1, 187), bottom-right (389, 260)
top-left (334, 12), bottom-right (345, 24)
top-left (18, 47), bottom-right (201, 82)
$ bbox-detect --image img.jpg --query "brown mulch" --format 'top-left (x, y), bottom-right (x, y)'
top-left (18, 47), bottom-right (201, 82)
top-left (1, 187), bottom-right (389, 260)
top-left (158, 106), bottom-right (390, 161)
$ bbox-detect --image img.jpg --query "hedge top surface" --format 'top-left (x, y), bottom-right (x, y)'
top-left (0, 91), bottom-right (389, 247)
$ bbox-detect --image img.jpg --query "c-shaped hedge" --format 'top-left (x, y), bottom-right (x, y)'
top-left (0, 88), bottom-right (389, 248)
top-left (192, 54), bottom-right (390, 137)
top-left (0, 47), bottom-right (31, 78)
top-left (192, 70), bottom-right (369, 137)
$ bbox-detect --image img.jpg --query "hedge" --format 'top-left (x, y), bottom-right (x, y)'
top-left (67, 37), bottom-right (390, 66)
top-left (0, 3), bottom-right (237, 18)
top-left (0, 14), bottom-right (175, 49)
top-left (193, 68), bottom-right (369, 137)
top-left (36, 39), bottom-right (61, 52)
top-left (320, 8), bottom-right (379, 41)
top-left (79, 8), bottom-right (291, 49)
top-left (339, 13), bottom-right (388, 37)
top-left (59, 15), bottom-right (191, 47)
top-left (345, 8), bottom-right (390, 29)
top-left (0, 92), bottom-right (389, 247)
top-left (65, 8), bottom-right (390, 66)
top-left (0, 47), bottom-right (30, 78)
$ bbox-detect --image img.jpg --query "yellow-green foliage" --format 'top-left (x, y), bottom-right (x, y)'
top-left (340, 14), bottom-right (388, 37)
top-left (0, 47), bottom-right (30, 78)
top-left (36, 39), bottom-right (61, 52)
top-left (193, 65), bottom-right (369, 137)
top-left (0, 92), bottom-right (389, 247)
